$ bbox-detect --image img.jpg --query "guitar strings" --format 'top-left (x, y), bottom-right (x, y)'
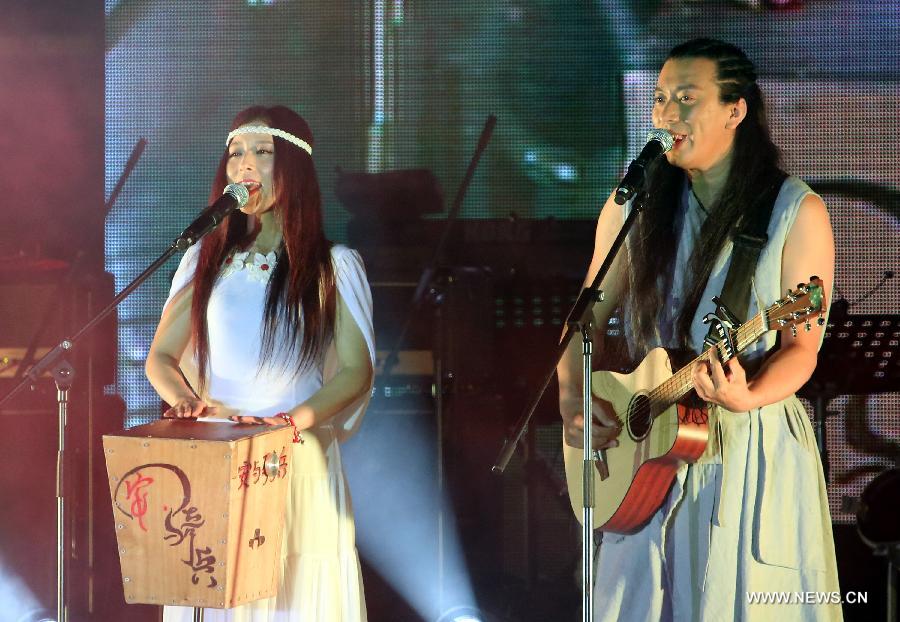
top-left (626, 290), bottom-right (818, 433)
top-left (627, 313), bottom-right (768, 432)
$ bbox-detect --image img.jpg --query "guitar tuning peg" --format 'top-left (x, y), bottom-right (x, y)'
top-left (791, 325), bottom-right (798, 338)
top-left (805, 321), bottom-right (812, 332)
top-left (797, 283), bottom-right (807, 292)
top-left (817, 316), bottom-right (826, 326)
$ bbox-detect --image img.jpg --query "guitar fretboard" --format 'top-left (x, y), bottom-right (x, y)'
top-left (648, 311), bottom-right (768, 415)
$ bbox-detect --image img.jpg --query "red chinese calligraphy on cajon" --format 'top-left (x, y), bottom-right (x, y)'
top-left (123, 471), bottom-right (154, 532)
top-left (237, 461), bottom-right (252, 490)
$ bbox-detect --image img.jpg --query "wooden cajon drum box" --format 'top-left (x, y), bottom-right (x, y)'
top-left (103, 419), bottom-right (294, 609)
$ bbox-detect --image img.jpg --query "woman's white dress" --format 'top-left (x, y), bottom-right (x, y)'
top-left (161, 243), bottom-right (374, 622)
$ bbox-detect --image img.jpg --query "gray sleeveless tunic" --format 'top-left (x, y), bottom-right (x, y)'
top-left (593, 176), bottom-right (842, 621)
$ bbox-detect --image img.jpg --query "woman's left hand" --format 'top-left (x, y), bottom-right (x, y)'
top-left (691, 349), bottom-right (758, 412)
top-left (229, 415), bottom-right (285, 425)
top-left (230, 404), bottom-right (315, 428)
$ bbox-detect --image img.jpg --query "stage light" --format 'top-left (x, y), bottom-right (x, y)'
top-left (343, 403), bottom-right (477, 621)
top-left (435, 605), bottom-right (487, 622)
top-left (0, 557), bottom-right (44, 622)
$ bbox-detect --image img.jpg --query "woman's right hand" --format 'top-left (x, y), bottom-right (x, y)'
top-left (162, 397), bottom-right (217, 419)
top-left (560, 394), bottom-right (622, 450)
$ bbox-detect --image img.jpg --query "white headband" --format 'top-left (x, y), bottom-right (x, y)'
top-left (226, 125), bottom-right (312, 156)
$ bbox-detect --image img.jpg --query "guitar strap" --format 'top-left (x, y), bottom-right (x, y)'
top-left (707, 169), bottom-right (788, 332)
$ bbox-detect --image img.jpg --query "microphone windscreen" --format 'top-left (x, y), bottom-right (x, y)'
top-left (646, 129), bottom-right (675, 153)
top-left (223, 182), bottom-right (250, 207)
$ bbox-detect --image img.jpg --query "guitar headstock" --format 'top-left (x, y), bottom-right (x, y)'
top-left (766, 276), bottom-right (827, 334)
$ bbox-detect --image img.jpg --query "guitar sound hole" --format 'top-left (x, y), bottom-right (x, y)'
top-left (627, 394), bottom-right (652, 441)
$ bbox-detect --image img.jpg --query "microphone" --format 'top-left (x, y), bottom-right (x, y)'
top-left (174, 183), bottom-right (250, 249)
top-left (614, 129), bottom-right (675, 205)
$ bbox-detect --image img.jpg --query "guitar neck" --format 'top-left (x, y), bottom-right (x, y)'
top-left (651, 311), bottom-right (769, 407)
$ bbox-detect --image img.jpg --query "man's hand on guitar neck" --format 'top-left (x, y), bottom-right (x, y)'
top-left (559, 395), bottom-right (622, 450)
top-left (691, 348), bottom-right (758, 413)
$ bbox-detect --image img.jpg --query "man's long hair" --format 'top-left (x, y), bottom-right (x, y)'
top-left (189, 105), bottom-right (336, 392)
top-left (625, 38), bottom-right (782, 357)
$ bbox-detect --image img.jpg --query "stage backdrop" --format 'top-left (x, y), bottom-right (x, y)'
top-left (106, 0), bottom-right (899, 524)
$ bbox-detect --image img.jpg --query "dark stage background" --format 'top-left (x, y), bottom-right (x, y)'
top-left (0, 0), bottom-right (896, 621)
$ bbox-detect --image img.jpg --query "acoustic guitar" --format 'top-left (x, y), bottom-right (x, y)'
top-left (563, 278), bottom-right (826, 533)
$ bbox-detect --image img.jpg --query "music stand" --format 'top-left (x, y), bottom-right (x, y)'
top-left (799, 300), bottom-right (900, 483)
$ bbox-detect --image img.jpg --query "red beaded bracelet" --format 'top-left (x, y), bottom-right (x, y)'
top-left (277, 412), bottom-right (304, 444)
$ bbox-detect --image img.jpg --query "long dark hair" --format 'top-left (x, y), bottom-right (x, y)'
top-left (190, 105), bottom-right (336, 391)
top-left (625, 38), bottom-right (782, 356)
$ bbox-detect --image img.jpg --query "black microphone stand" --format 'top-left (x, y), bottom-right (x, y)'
top-left (492, 191), bottom-right (646, 622)
top-left (0, 138), bottom-right (144, 622)
top-left (0, 244), bottom-right (186, 619)
top-left (0, 202), bottom-right (222, 622)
